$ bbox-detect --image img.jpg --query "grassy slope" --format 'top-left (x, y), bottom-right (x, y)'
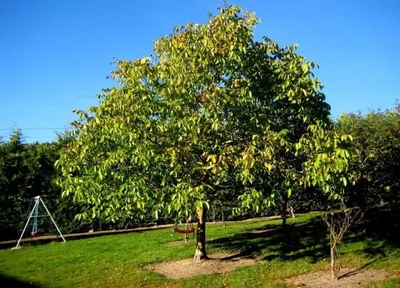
top-left (1, 208), bottom-right (399, 288)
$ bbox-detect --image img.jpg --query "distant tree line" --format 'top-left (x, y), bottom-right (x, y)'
top-left (0, 103), bottom-right (399, 241)
top-left (0, 131), bottom-right (166, 241)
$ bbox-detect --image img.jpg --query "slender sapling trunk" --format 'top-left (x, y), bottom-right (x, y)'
top-left (330, 243), bottom-right (339, 281)
top-left (322, 208), bottom-right (363, 282)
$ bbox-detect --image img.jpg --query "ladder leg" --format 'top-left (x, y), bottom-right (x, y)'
top-left (39, 198), bottom-right (66, 242)
top-left (12, 199), bottom-right (39, 249)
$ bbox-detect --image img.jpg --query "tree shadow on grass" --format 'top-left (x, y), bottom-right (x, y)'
top-left (351, 204), bottom-right (400, 249)
top-left (208, 205), bottom-right (400, 265)
top-left (209, 217), bottom-right (329, 264)
top-left (0, 273), bottom-right (42, 288)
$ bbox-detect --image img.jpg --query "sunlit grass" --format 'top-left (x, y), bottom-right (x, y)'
top-left (1, 210), bottom-right (399, 287)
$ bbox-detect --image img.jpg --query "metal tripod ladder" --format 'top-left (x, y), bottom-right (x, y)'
top-left (12, 196), bottom-right (66, 249)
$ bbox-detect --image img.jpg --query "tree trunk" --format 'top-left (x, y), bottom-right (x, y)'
top-left (282, 213), bottom-right (287, 230)
top-left (212, 206), bottom-right (216, 223)
top-left (193, 206), bottom-right (208, 262)
top-left (289, 204), bottom-right (295, 218)
top-left (340, 199), bottom-right (346, 210)
top-left (222, 210), bottom-right (226, 228)
top-left (330, 244), bottom-right (339, 281)
top-left (281, 197), bottom-right (288, 230)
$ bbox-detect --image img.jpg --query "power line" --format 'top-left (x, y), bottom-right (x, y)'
top-left (0, 127), bottom-right (72, 131)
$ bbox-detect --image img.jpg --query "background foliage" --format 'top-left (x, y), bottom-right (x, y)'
top-left (1, 104), bottom-right (399, 241)
top-left (0, 5), bottom-right (399, 242)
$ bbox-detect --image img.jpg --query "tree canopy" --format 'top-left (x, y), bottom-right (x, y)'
top-left (56, 5), bottom-right (352, 259)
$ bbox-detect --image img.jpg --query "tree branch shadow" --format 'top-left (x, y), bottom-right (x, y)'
top-left (339, 258), bottom-right (378, 279)
top-left (209, 251), bottom-right (255, 261)
top-left (208, 205), bottom-right (400, 265)
top-left (209, 217), bottom-right (330, 264)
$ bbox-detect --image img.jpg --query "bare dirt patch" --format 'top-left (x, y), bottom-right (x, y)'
top-left (286, 267), bottom-right (392, 288)
top-left (145, 252), bottom-right (258, 279)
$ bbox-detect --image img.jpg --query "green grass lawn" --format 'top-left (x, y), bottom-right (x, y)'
top-left (1, 207), bottom-right (400, 288)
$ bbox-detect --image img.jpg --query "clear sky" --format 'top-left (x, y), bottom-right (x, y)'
top-left (0, 0), bottom-right (399, 142)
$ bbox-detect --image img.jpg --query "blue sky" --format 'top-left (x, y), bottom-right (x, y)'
top-left (0, 0), bottom-right (399, 142)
